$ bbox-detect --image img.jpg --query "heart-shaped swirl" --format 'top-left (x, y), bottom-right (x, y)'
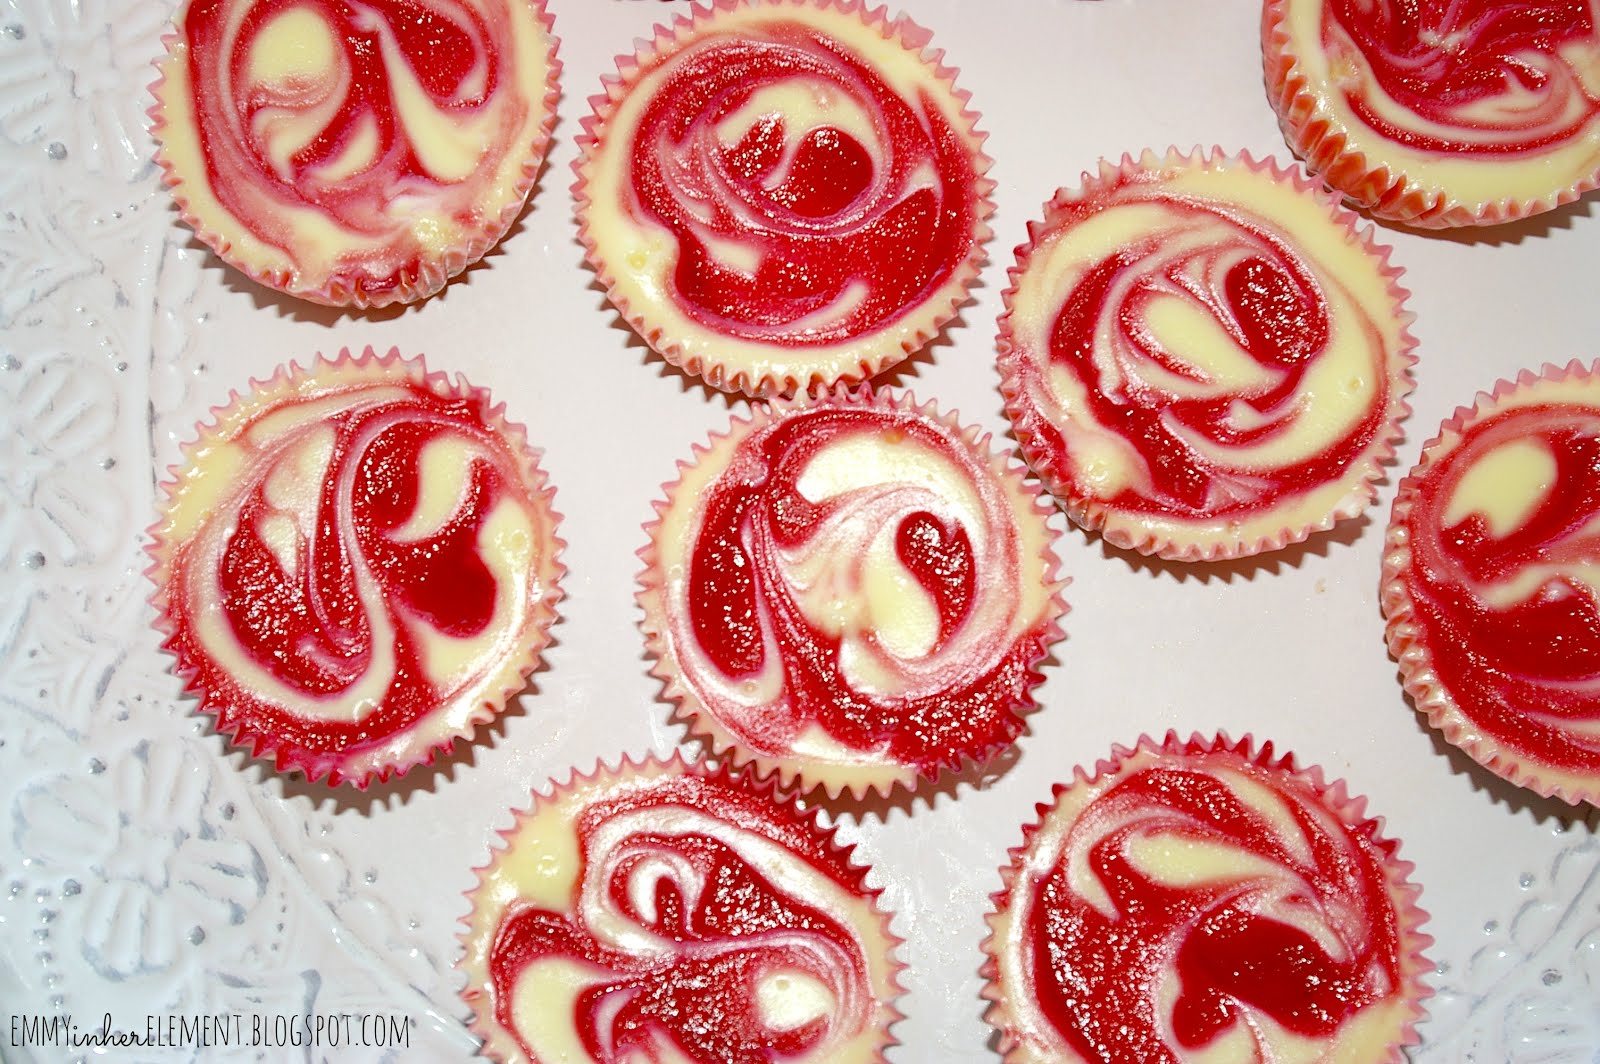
top-left (643, 391), bottom-right (1062, 794)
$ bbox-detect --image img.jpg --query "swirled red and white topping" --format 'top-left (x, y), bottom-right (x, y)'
top-left (1264, 0), bottom-right (1600, 225)
top-left (576, 0), bottom-right (992, 396)
top-left (1383, 362), bottom-right (1600, 807)
top-left (147, 349), bottom-right (563, 786)
top-left (151, 0), bottom-right (559, 306)
top-left (459, 758), bottom-right (901, 1064)
top-left (999, 150), bottom-right (1414, 561)
top-left (985, 733), bottom-right (1431, 1064)
top-left (640, 389), bottom-right (1064, 797)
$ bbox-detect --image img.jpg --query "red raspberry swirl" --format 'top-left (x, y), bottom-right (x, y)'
top-left (645, 394), bottom-right (1059, 791)
top-left (990, 737), bottom-right (1422, 1063)
top-left (475, 765), bottom-right (896, 1064)
top-left (595, 8), bottom-right (984, 346)
top-left (1024, 181), bottom-right (1389, 518)
top-left (166, 0), bottom-right (551, 300)
top-left (1323, 0), bottom-right (1600, 154)
top-left (1389, 385), bottom-right (1600, 790)
top-left (152, 355), bottom-right (560, 785)
top-left (1000, 154), bottom-right (1412, 559)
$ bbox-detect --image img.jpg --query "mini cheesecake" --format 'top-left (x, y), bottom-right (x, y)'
top-left (459, 756), bottom-right (903, 1064)
top-left (1264, 0), bottom-right (1600, 227)
top-left (639, 387), bottom-right (1066, 798)
top-left (998, 148), bottom-right (1415, 561)
top-left (151, 0), bottom-right (560, 306)
top-left (1383, 361), bottom-right (1600, 808)
top-left (575, 0), bottom-right (993, 396)
top-left (984, 732), bottom-right (1432, 1064)
top-left (147, 349), bottom-right (564, 786)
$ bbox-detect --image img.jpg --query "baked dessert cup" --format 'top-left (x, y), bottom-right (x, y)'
top-left (639, 386), bottom-right (1066, 799)
top-left (1382, 360), bottom-right (1600, 807)
top-left (983, 731), bottom-right (1432, 1063)
top-left (458, 754), bottom-right (903, 1064)
top-left (1263, 0), bottom-right (1600, 227)
top-left (997, 148), bottom-right (1416, 561)
top-left (575, 0), bottom-right (993, 396)
top-left (147, 347), bottom-right (564, 787)
top-left (151, 0), bottom-right (560, 307)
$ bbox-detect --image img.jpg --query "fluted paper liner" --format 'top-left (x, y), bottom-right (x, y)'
top-left (1382, 360), bottom-right (1600, 808)
top-left (573, 0), bottom-right (994, 397)
top-left (997, 147), bottom-right (1416, 563)
top-left (981, 731), bottom-right (1432, 1064)
top-left (146, 347), bottom-right (565, 787)
top-left (457, 752), bottom-right (905, 1064)
top-left (639, 385), bottom-right (1068, 801)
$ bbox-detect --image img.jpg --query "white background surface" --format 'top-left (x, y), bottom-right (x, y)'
top-left (1, 0), bottom-right (1598, 1061)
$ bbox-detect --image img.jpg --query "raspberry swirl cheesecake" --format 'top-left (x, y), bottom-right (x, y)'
top-left (997, 149), bottom-right (1415, 561)
top-left (458, 756), bottom-right (903, 1064)
top-left (640, 388), bottom-right (1066, 798)
top-left (984, 733), bottom-right (1432, 1064)
top-left (151, 0), bottom-right (560, 306)
top-left (1383, 362), bottom-right (1600, 807)
top-left (1264, 0), bottom-right (1600, 227)
top-left (575, 0), bottom-right (993, 397)
top-left (147, 349), bottom-right (564, 786)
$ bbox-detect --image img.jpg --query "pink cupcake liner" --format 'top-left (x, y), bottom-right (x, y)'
top-left (458, 751), bottom-right (905, 1064)
top-left (573, 0), bottom-right (994, 397)
top-left (982, 731), bottom-right (1432, 1063)
top-left (997, 146), bottom-right (1416, 562)
top-left (638, 384), bottom-right (1067, 800)
top-left (146, 347), bottom-right (565, 787)
top-left (1382, 360), bottom-right (1600, 808)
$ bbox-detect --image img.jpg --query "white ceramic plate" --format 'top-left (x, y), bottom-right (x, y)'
top-left (1, 1), bottom-right (1597, 1061)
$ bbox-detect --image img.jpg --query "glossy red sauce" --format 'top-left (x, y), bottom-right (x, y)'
top-left (628, 20), bottom-right (981, 344)
top-left (181, 0), bottom-right (517, 289)
top-left (488, 773), bottom-right (874, 1064)
top-left (1039, 191), bottom-right (1383, 518)
top-left (684, 407), bottom-right (1042, 772)
top-left (1402, 403), bottom-right (1600, 773)
top-left (895, 511), bottom-right (975, 647)
top-left (1020, 760), bottom-right (1402, 1062)
top-left (166, 380), bottom-right (530, 775)
top-left (1324, 0), bottom-right (1600, 152)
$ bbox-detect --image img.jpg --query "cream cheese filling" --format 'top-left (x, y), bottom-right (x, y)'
top-left (578, 1), bottom-right (981, 386)
top-left (155, 0), bottom-right (554, 292)
top-left (1285, 0), bottom-right (1600, 209)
